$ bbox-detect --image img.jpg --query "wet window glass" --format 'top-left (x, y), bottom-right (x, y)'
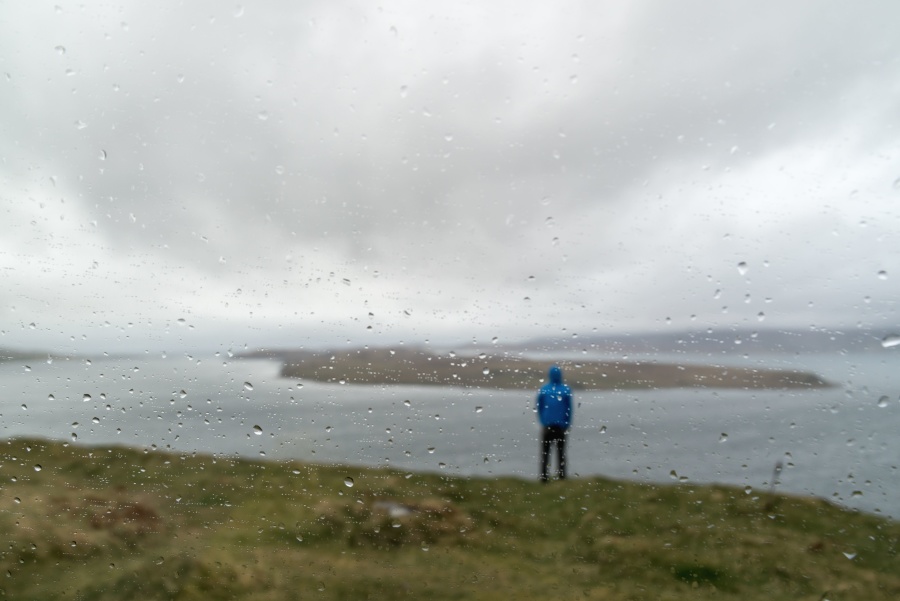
top-left (2, 2), bottom-right (899, 599)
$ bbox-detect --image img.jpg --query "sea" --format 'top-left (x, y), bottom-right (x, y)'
top-left (1, 349), bottom-right (898, 518)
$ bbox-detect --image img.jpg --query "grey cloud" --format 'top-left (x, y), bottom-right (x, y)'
top-left (2, 1), bottom-right (899, 352)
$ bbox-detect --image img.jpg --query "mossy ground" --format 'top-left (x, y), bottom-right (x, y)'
top-left (1, 438), bottom-right (896, 600)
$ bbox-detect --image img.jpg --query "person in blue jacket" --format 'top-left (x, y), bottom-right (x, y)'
top-left (536, 365), bottom-right (573, 482)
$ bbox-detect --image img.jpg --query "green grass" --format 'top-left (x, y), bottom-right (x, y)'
top-left (1, 438), bottom-right (896, 600)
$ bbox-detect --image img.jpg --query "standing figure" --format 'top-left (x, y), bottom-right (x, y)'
top-left (536, 365), bottom-right (573, 482)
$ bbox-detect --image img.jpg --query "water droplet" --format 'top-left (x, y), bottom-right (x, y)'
top-left (669, 470), bottom-right (679, 480)
top-left (842, 551), bottom-right (857, 560)
top-left (881, 335), bottom-right (900, 349)
top-left (475, 406), bottom-right (483, 413)
top-left (343, 477), bottom-right (354, 487)
top-left (892, 176), bottom-right (900, 190)
top-left (877, 270), bottom-right (887, 280)
top-left (427, 447), bottom-right (436, 454)
top-left (757, 312), bottom-right (765, 322)
top-left (257, 110), bottom-right (269, 121)
top-left (83, 394), bottom-right (91, 402)
top-left (71, 432), bottom-right (77, 441)
top-left (48, 394), bottom-right (55, 401)
top-left (482, 368), bottom-right (490, 375)
top-left (252, 425), bottom-right (262, 435)
top-left (234, 5), bottom-right (245, 18)
top-left (737, 262), bottom-right (748, 275)
top-left (399, 85), bottom-right (408, 98)
top-left (74, 120), bottom-right (87, 130)
top-left (877, 396), bottom-right (890, 408)
top-left (34, 465), bottom-right (42, 472)
top-left (599, 425), bottom-right (607, 434)
top-left (444, 133), bottom-right (453, 142)
top-left (92, 417), bottom-right (100, 424)
top-left (244, 382), bottom-right (253, 391)
top-left (719, 433), bottom-right (728, 443)
top-left (403, 399), bottom-right (411, 407)
top-left (54, 45), bottom-right (66, 55)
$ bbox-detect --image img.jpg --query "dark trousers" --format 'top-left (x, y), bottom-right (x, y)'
top-left (540, 425), bottom-right (567, 482)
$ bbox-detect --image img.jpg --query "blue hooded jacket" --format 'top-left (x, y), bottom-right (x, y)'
top-left (536, 365), bottom-right (573, 429)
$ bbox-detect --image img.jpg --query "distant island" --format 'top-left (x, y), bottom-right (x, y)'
top-left (239, 347), bottom-right (833, 390)
top-left (0, 348), bottom-right (56, 363)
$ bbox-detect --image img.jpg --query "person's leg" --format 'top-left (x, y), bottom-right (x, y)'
top-left (540, 427), bottom-right (551, 482)
top-left (557, 428), bottom-right (567, 480)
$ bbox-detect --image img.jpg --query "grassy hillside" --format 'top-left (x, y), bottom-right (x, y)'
top-left (1, 438), bottom-right (896, 600)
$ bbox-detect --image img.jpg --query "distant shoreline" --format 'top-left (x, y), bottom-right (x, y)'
top-left (241, 347), bottom-right (833, 391)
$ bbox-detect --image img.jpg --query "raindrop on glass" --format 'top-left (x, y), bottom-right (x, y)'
top-left (244, 382), bottom-right (253, 391)
top-left (343, 477), bottom-right (354, 488)
top-left (877, 396), bottom-right (890, 408)
top-left (881, 335), bottom-right (900, 349)
top-left (252, 425), bottom-right (263, 435)
top-left (737, 262), bottom-right (748, 276)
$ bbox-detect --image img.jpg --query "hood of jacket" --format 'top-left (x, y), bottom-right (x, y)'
top-left (548, 365), bottom-right (563, 385)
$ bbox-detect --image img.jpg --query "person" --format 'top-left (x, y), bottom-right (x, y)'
top-left (536, 365), bottom-right (573, 482)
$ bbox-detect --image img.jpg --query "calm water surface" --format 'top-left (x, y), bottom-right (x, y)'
top-left (1, 350), bottom-right (897, 518)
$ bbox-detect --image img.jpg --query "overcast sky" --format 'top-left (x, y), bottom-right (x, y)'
top-left (2, 1), bottom-right (899, 354)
